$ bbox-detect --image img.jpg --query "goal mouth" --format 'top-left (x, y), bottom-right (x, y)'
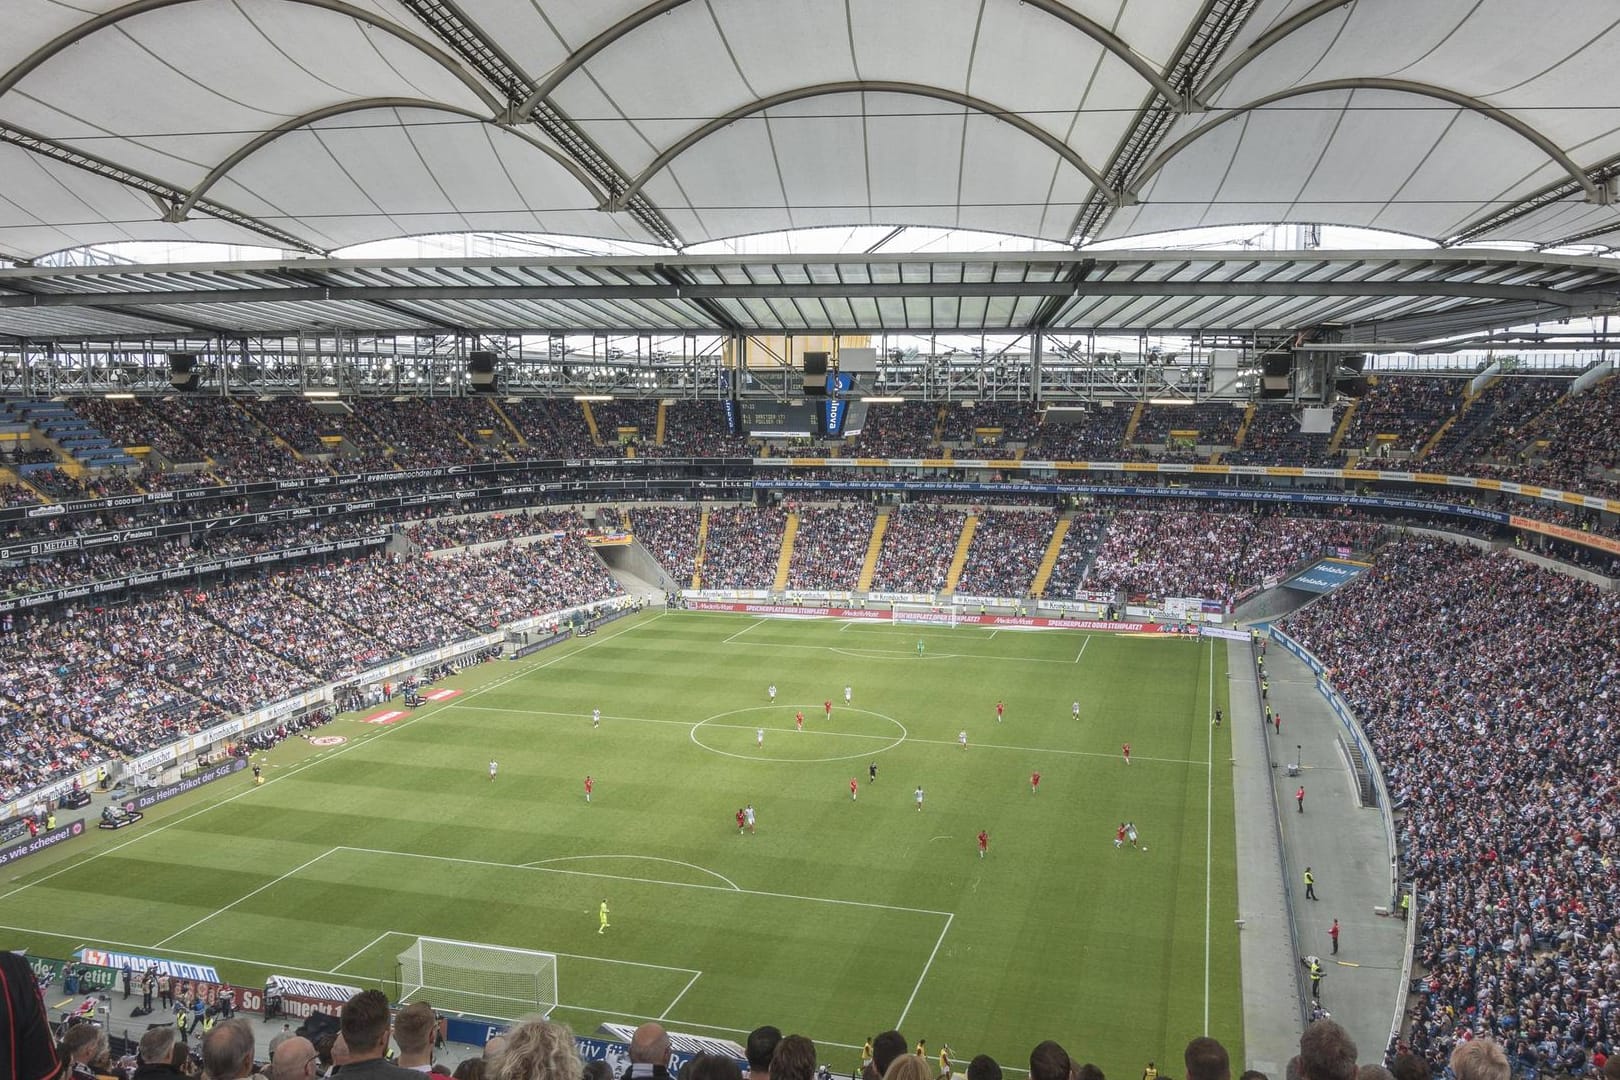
top-left (397, 936), bottom-right (558, 1022)
top-left (890, 602), bottom-right (960, 628)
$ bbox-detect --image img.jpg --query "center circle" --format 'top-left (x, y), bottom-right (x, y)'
top-left (690, 706), bottom-right (909, 763)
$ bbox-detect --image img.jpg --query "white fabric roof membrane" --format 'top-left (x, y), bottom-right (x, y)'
top-left (0, 0), bottom-right (1618, 262)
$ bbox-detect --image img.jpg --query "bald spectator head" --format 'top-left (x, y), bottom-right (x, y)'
top-left (139, 1027), bottom-right (178, 1068)
top-left (271, 1036), bottom-right (318, 1080)
top-left (1298, 1022), bottom-right (1356, 1080)
top-left (1450, 1040), bottom-right (1509, 1080)
top-left (395, 1003), bottom-right (438, 1068)
top-left (483, 1036), bottom-right (509, 1065)
top-left (1030, 1042), bottom-right (1075, 1080)
top-left (202, 1018), bottom-right (256, 1080)
top-left (967, 1057), bottom-right (1002, 1080)
top-left (630, 1024), bottom-right (672, 1070)
top-left (746, 1027), bottom-right (782, 1080)
top-left (1185, 1038), bottom-right (1230, 1080)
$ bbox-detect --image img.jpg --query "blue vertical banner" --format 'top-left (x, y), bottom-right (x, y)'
top-left (823, 373), bottom-right (854, 436)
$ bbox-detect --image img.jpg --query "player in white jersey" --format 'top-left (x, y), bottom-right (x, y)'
top-left (958, 730), bottom-right (968, 750)
top-left (844, 685), bottom-right (852, 703)
top-left (756, 728), bottom-right (764, 748)
top-left (1072, 700), bottom-right (1080, 719)
top-left (592, 708), bottom-right (601, 728)
top-left (768, 684), bottom-right (777, 702)
top-left (488, 760), bottom-right (498, 782)
top-left (914, 785), bottom-right (925, 811)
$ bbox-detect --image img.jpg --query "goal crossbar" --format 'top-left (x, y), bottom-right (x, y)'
top-left (396, 936), bottom-right (558, 1020)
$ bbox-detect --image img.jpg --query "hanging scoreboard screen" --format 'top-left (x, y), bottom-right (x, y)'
top-left (739, 400), bottom-right (817, 437)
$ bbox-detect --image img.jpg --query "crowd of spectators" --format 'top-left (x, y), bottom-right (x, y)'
top-left (940, 402), bottom-right (1040, 447)
top-left (348, 399), bottom-right (500, 468)
top-left (871, 505), bottom-right (967, 592)
top-left (406, 510), bottom-right (579, 552)
top-left (1132, 402), bottom-right (1244, 446)
top-left (652, 402), bottom-right (754, 457)
top-left (628, 506), bottom-right (703, 583)
top-left (955, 510), bottom-right (1054, 598)
top-left (698, 507), bottom-right (786, 589)
top-left (1422, 377), bottom-right (1563, 467)
top-left (846, 403), bottom-right (941, 458)
top-left (500, 399), bottom-right (597, 458)
top-left (1342, 376), bottom-right (1461, 459)
top-left (1041, 512), bottom-right (1108, 600)
top-left (1225, 405), bottom-right (1338, 466)
top-left (786, 503), bottom-right (876, 590)
top-left (72, 397), bottom-right (201, 463)
top-left (1281, 539), bottom-right (1620, 1072)
top-left (589, 400), bottom-right (660, 452)
top-left (1030, 406), bottom-right (1132, 458)
top-left (0, 703), bottom-right (106, 802)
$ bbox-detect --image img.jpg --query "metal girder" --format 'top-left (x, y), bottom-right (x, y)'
top-left (1125, 78), bottom-right (1606, 205)
top-left (0, 0), bottom-right (504, 116)
top-left (515, 0), bottom-right (1191, 121)
top-left (613, 81), bottom-right (1117, 210)
top-left (394, 0), bottom-right (682, 248)
top-left (0, 123), bottom-right (324, 255)
top-left (2, 278), bottom-right (1613, 310)
top-left (274, 267), bottom-right (461, 332)
top-left (1195, 0), bottom-right (1356, 101)
top-left (1068, 0), bottom-right (1260, 245)
top-left (0, 276), bottom-right (232, 335)
top-left (172, 98), bottom-right (609, 221)
top-left (1446, 153), bottom-right (1620, 247)
top-left (1538, 218), bottom-right (1620, 251)
top-left (653, 266), bottom-right (741, 334)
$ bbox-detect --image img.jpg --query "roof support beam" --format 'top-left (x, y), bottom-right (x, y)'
top-left (1195, 0), bottom-right (1355, 101)
top-left (0, 0), bottom-right (504, 116)
top-left (0, 123), bottom-right (324, 255)
top-left (612, 81), bottom-right (1117, 211)
top-left (1124, 78), bottom-right (1607, 206)
top-left (2, 278), bottom-right (1610, 310)
top-left (1446, 152), bottom-right (1620, 246)
top-left (172, 99), bottom-right (609, 221)
top-left (515, 0), bottom-right (1191, 120)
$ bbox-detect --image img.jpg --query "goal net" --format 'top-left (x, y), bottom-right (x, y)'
top-left (891, 601), bottom-right (960, 628)
top-left (396, 937), bottom-right (558, 1021)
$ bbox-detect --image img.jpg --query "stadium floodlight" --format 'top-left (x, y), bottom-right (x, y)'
top-left (104, 392), bottom-right (135, 400)
top-left (303, 389), bottom-right (341, 398)
top-left (861, 396), bottom-right (905, 403)
top-left (397, 936), bottom-right (558, 1021)
top-left (573, 394), bottom-right (614, 402)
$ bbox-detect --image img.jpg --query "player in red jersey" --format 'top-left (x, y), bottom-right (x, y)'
top-left (796, 710), bottom-right (804, 732)
top-left (850, 777), bottom-right (858, 801)
top-left (735, 808), bottom-right (746, 834)
top-left (1115, 823), bottom-right (1127, 848)
top-left (977, 830), bottom-right (989, 858)
top-left (824, 699), bottom-right (832, 719)
top-left (1030, 770), bottom-right (1041, 794)
top-left (584, 775), bottom-right (594, 803)
top-left (995, 700), bottom-right (1004, 723)
top-left (1122, 742), bottom-right (1132, 765)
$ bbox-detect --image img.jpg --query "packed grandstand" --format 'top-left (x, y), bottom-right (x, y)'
top-left (2, 371), bottom-right (1618, 1080)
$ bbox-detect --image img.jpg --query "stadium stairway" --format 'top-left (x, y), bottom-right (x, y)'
top-left (655, 402), bottom-right (667, 446)
top-left (856, 508), bottom-right (889, 591)
top-left (1029, 516), bottom-right (1072, 597)
top-left (581, 401), bottom-right (602, 445)
top-left (1327, 398), bottom-right (1359, 453)
top-left (942, 513), bottom-right (979, 595)
top-left (491, 401), bottom-right (528, 446)
top-left (1232, 403), bottom-right (1256, 449)
top-left (691, 507), bottom-right (711, 589)
top-left (772, 510), bottom-right (799, 591)
top-left (1123, 401), bottom-right (1145, 444)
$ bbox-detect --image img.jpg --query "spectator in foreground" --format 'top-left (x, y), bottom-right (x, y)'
top-left (1, 951), bottom-right (61, 1080)
top-left (625, 1023), bottom-right (674, 1080)
top-left (747, 1027), bottom-right (783, 1080)
top-left (202, 1018), bottom-right (256, 1080)
top-left (881, 1057), bottom-right (931, 1080)
top-left (1185, 1039), bottom-right (1230, 1080)
top-left (967, 1058), bottom-right (1002, 1080)
top-left (769, 1037), bottom-right (817, 1080)
top-left (134, 1028), bottom-right (187, 1080)
top-left (1448, 1041), bottom-right (1509, 1080)
top-left (271, 1036), bottom-right (320, 1080)
top-left (394, 1003), bottom-right (438, 1073)
top-left (60, 1023), bottom-right (108, 1080)
top-left (1030, 1042), bottom-right (1076, 1080)
top-left (686, 1057), bottom-right (742, 1080)
top-left (1297, 1022), bottom-right (1356, 1080)
top-left (339, 990), bottom-right (422, 1080)
top-left (867, 1032), bottom-right (907, 1080)
top-left (492, 1017), bottom-right (581, 1080)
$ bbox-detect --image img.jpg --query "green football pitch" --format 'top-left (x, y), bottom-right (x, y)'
top-left (1, 610), bottom-right (1241, 1076)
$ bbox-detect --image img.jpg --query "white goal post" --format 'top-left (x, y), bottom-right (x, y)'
top-left (396, 936), bottom-right (559, 1021)
top-left (890, 602), bottom-right (960, 628)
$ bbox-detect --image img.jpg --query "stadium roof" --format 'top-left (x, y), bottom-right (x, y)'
top-left (3, 0), bottom-right (1620, 262)
top-left (2, 250), bottom-right (1618, 340)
